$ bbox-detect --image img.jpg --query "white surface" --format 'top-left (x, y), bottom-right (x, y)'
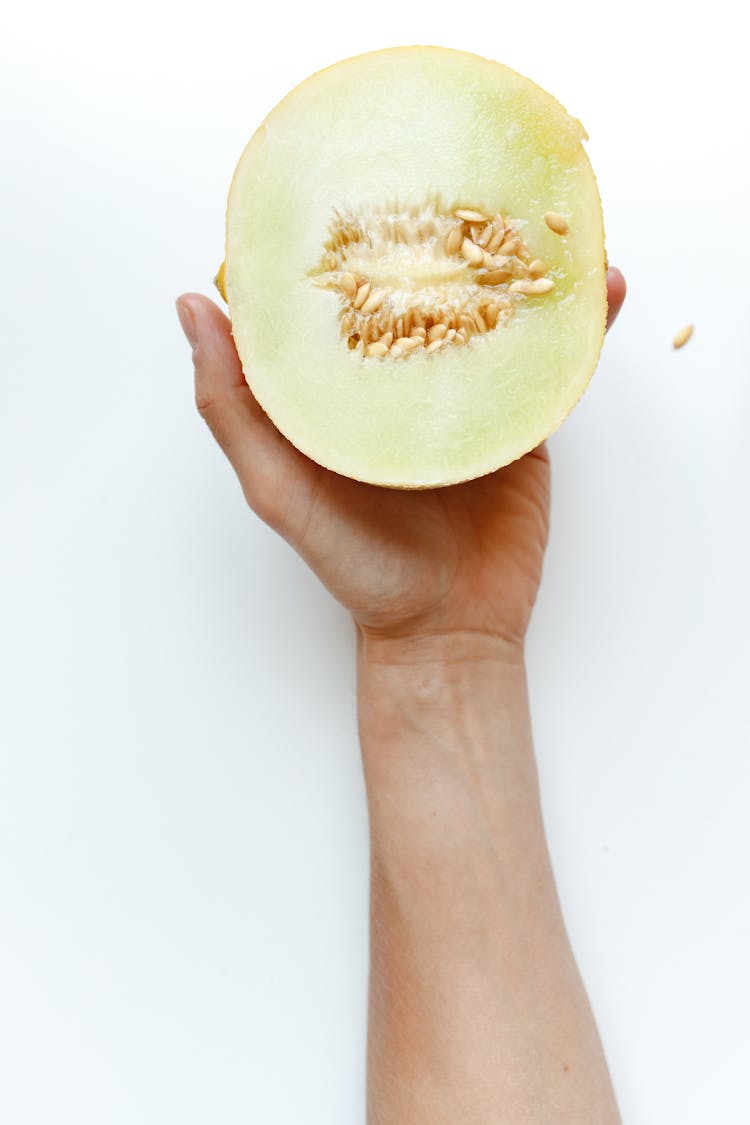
top-left (2, 3), bottom-right (749, 1122)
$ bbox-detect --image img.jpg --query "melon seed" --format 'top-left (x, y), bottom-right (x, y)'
top-left (353, 280), bottom-right (371, 309)
top-left (673, 324), bottom-right (694, 349)
top-left (360, 288), bottom-right (386, 315)
top-left (510, 278), bottom-right (556, 295)
top-left (544, 211), bottom-right (569, 235)
top-left (445, 226), bottom-right (464, 254)
top-left (460, 238), bottom-right (484, 265)
top-left (454, 208), bottom-right (487, 222)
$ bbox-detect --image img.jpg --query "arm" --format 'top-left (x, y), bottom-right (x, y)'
top-left (359, 632), bottom-right (620, 1123)
top-left (177, 266), bottom-right (626, 1124)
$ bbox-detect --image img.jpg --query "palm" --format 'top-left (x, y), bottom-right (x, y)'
top-left (269, 436), bottom-right (550, 644)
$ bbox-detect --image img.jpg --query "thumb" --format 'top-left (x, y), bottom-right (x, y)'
top-left (176, 293), bottom-right (311, 533)
top-left (177, 293), bottom-right (269, 471)
top-left (605, 267), bottom-right (626, 331)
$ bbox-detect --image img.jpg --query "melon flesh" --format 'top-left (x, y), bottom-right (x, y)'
top-left (224, 47), bottom-right (606, 488)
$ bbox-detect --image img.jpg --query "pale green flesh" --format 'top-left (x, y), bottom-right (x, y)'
top-left (225, 47), bottom-right (606, 487)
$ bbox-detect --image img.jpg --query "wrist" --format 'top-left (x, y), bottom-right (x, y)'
top-left (357, 626), bottom-right (525, 671)
top-left (357, 627), bottom-right (529, 744)
top-left (356, 627), bottom-right (537, 855)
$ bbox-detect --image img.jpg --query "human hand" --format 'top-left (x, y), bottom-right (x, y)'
top-left (177, 268), bottom-right (625, 652)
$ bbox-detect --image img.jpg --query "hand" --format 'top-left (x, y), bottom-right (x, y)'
top-left (177, 269), bottom-right (626, 649)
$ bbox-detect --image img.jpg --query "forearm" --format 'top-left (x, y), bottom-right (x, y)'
top-left (357, 631), bottom-right (620, 1125)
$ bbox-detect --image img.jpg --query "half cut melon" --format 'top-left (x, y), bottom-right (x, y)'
top-left (223, 47), bottom-right (606, 488)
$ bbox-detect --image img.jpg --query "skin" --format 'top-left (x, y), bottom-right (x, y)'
top-left (177, 267), bottom-right (627, 1123)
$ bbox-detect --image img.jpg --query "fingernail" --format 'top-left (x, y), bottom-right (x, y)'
top-left (176, 297), bottom-right (197, 348)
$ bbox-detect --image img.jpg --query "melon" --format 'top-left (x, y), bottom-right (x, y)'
top-left (220, 47), bottom-right (606, 488)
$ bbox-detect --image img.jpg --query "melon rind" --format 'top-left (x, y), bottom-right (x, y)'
top-left (225, 46), bottom-right (606, 488)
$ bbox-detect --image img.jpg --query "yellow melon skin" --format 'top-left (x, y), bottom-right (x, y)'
top-left (223, 47), bottom-right (607, 488)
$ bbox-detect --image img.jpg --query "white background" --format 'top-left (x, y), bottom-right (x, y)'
top-left (2, 1), bottom-right (749, 1122)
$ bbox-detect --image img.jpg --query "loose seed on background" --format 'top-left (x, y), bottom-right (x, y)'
top-left (673, 324), bottom-right (694, 349)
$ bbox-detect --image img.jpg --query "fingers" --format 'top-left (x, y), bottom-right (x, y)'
top-left (176, 293), bottom-right (298, 523)
top-left (605, 267), bottom-right (626, 331)
top-left (177, 292), bottom-right (263, 450)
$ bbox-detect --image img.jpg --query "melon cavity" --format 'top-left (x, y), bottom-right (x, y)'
top-left (315, 199), bottom-right (556, 358)
top-left (222, 46), bottom-right (607, 488)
